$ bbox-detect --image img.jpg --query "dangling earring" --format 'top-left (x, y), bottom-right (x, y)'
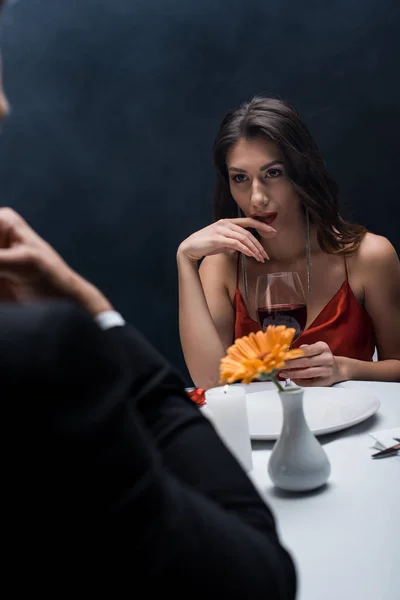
top-left (305, 208), bottom-right (312, 296)
top-left (237, 205), bottom-right (249, 300)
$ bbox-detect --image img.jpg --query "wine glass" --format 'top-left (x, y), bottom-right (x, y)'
top-left (255, 272), bottom-right (307, 386)
top-left (255, 272), bottom-right (307, 338)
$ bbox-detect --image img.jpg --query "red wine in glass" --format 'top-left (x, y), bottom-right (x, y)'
top-left (255, 272), bottom-right (307, 342)
top-left (257, 303), bottom-right (307, 341)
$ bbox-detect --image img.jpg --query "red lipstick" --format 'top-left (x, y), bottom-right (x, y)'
top-left (251, 212), bottom-right (277, 225)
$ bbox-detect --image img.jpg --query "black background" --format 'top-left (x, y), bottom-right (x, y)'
top-left (1, 0), bottom-right (399, 383)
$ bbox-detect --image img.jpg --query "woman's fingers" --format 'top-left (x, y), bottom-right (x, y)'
top-left (280, 366), bottom-right (331, 379)
top-left (231, 217), bottom-right (277, 237)
top-left (226, 223), bottom-right (269, 260)
top-left (215, 234), bottom-right (263, 261)
top-left (290, 377), bottom-right (331, 387)
top-left (218, 236), bottom-right (262, 260)
top-left (214, 222), bottom-right (264, 261)
top-left (180, 215), bottom-right (276, 262)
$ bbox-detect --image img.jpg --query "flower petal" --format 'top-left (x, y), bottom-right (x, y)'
top-left (219, 325), bottom-right (305, 385)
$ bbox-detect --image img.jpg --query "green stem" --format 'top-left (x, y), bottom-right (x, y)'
top-left (270, 374), bottom-right (284, 392)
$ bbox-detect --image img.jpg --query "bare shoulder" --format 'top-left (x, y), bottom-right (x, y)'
top-left (354, 232), bottom-right (399, 270)
top-left (349, 233), bottom-right (400, 299)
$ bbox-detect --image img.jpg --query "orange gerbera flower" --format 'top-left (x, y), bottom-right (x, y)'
top-left (220, 325), bottom-right (304, 385)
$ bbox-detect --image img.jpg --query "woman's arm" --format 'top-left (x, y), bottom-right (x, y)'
top-left (342, 234), bottom-right (400, 381)
top-left (177, 218), bottom-right (273, 389)
top-left (177, 251), bottom-right (236, 389)
top-left (280, 234), bottom-right (400, 385)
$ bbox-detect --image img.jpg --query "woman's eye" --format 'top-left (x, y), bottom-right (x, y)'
top-left (232, 174), bottom-right (248, 183)
top-left (266, 168), bottom-right (283, 178)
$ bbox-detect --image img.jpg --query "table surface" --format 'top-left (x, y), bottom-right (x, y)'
top-left (249, 381), bottom-right (400, 600)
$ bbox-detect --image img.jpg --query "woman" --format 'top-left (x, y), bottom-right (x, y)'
top-left (177, 96), bottom-right (400, 390)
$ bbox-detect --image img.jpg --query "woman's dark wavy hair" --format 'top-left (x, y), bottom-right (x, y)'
top-left (212, 96), bottom-right (366, 255)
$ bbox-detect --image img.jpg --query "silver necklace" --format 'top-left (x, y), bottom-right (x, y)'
top-left (305, 208), bottom-right (312, 295)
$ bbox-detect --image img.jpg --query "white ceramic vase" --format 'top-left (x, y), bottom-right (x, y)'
top-left (268, 387), bottom-right (331, 492)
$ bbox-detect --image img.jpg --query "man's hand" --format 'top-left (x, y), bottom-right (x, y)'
top-left (0, 208), bottom-right (112, 316)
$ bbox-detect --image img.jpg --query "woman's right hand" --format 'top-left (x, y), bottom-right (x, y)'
top-left (177, 218), bottom-right (276, 263)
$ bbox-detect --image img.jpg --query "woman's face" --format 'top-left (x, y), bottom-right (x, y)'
top-left (226, 136), bottom-right (303, 239)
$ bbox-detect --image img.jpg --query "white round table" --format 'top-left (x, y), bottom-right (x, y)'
top-left (249, 381), bottom-right (400, 600)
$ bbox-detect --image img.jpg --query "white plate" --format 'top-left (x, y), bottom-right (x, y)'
top-left (227, 382), bottom-right (380, 440)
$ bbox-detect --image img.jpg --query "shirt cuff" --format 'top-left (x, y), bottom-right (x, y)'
top-left (94, 310), bottom-right (126, 330)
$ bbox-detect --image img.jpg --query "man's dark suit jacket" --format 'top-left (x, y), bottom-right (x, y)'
top-left (2, 301), bottom-right (296, 597)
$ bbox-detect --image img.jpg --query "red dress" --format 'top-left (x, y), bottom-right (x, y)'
top-left (233, 263), bottom-right (375, 361)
